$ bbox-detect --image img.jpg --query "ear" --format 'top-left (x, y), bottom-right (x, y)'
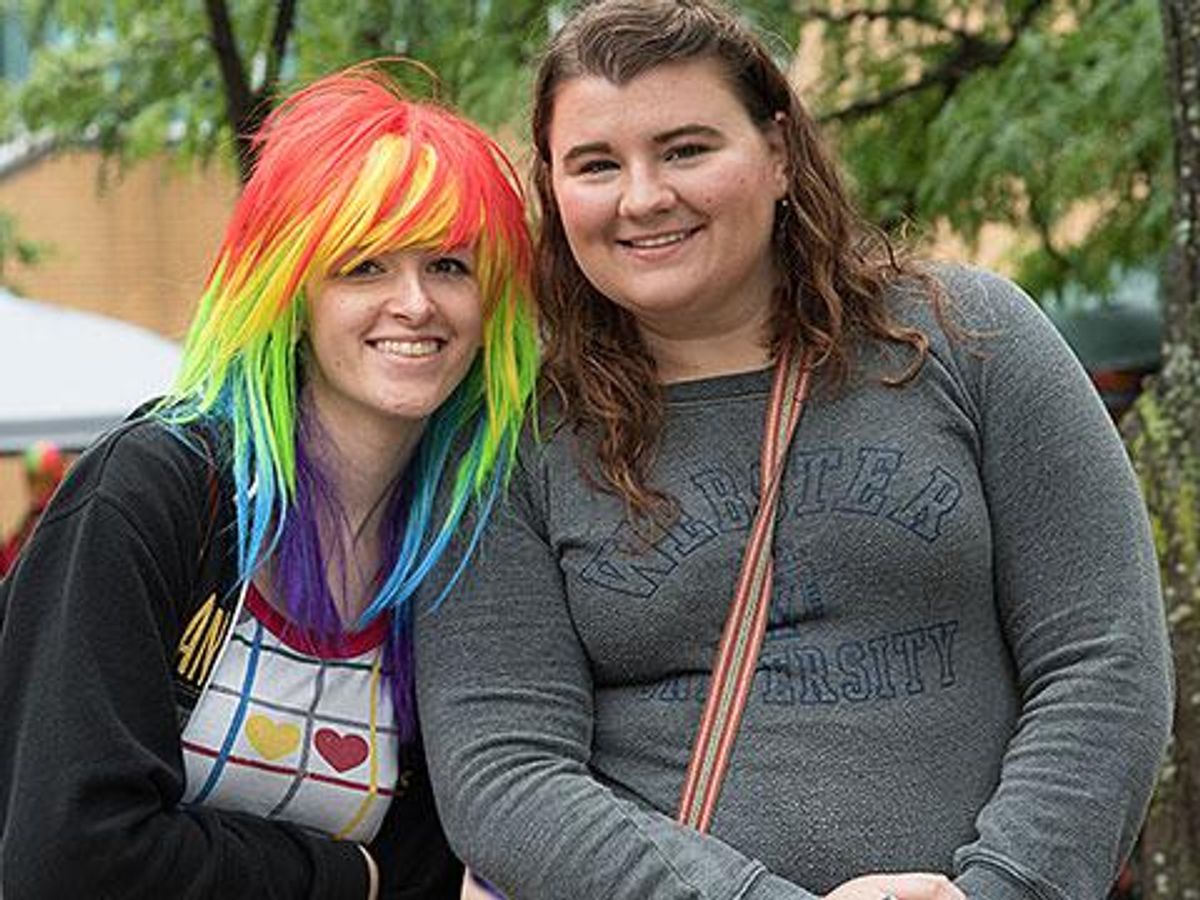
top-left (764, 113), bottom-right (789, 200)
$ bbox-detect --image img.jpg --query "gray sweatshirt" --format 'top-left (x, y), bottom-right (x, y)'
top-left (415, 267), bottom-right (1172, 900)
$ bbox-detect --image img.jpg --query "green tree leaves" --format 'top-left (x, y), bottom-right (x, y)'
top-left (2, 0), bottom-right (1171, 294)
top-left (804, 0), bottom-right (1170, 295)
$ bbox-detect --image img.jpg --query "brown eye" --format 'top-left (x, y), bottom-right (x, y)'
top-left (576, 158), bottom-right (618, 176)
top-left (664, 143), bottom-right (709, 162)
top-left (342, 258), bottom-right (386, 278)
top-left (428, 256), bottom-right (473, 277)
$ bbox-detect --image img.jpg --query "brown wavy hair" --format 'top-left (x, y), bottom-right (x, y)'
top-left (531, 0), bottom-right (934, 520)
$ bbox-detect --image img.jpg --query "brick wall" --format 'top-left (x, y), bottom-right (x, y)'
top-left (0, 150), bottom-right (239, 539)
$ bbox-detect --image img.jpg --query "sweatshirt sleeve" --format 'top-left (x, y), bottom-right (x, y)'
top-left (0, 425), bottom-right (370, 899)
top-left (936, 269), bottom-right (1173, 899)
top-left (414, 449), bottom-right (817, 900)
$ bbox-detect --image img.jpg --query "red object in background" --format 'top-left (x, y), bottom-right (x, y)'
top-left (0, 440), bottom-right (67, 577)
top-left (1110, 860), bottom-right (1137, 899)
top-left (1091, 369), bottom-right (1151, 422)
top-left (1043, 270), bottom-right (1162, 425)
top-left (0, 505), bottom-right (44, 575)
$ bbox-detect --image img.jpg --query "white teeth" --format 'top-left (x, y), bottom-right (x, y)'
top-left (626, 230), bottom-right (690, 249)
top-left (374, 339), bottom-right (441, 357)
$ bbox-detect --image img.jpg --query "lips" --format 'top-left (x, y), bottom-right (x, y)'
top-left (369, 338), bottom-right (444, 358)
top-left (617, 226), bottom-right (702, 250)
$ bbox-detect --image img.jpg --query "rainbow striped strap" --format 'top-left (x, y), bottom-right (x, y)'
top-left (676, 342), bottom-right (811, 833)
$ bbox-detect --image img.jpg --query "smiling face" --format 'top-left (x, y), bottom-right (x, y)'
top-left (304, 245), bottom-right (483, 444)
top-left (547, 57), bottom-right (788, 348)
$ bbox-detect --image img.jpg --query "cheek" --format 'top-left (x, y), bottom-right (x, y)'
top-left (465, 314), bottom-right (484, 350)
top-left (310, 291), bottom-right (357, 331)
top-left (449, 314), bottom-right (483, 384)
top-left (699, 166), bottom-right (753, 210)
top-left (453, 291), bottom-right (485, 348)
top-left (556, 197), bottom-right (613, 288)
top-left (554, 185), bottom-right (606, 243)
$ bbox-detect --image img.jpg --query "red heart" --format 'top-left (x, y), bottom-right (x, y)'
top-left (314, 728), bottom-right (369, 772)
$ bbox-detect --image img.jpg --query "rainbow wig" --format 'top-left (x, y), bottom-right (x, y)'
top-left (156, 65), bottom-right (538, 738)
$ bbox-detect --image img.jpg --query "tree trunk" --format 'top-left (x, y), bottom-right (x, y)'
top-left (1124, 1), bottom-right (1200, 897)
top-left (203, 0), bottom-right (296, 183)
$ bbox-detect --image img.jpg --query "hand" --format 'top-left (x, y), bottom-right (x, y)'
top-left (823, 872), bottom-right (963, 900)
top-left (461, 870), bottom-right (501, 899)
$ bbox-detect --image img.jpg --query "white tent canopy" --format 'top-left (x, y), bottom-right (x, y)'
top-left (0, 288), bottom-right (181, 453)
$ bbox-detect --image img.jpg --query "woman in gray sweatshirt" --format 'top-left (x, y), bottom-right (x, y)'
top-left (415, 2), bottom-right (1174, 898)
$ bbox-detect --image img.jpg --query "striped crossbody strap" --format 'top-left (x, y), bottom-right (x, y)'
top-left (676, 341), bottom-right (812, 833)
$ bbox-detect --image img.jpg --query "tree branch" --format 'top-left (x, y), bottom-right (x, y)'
top-left (203, 0), bottom-right (298, 182)
top-left (818, 0), bottom-right (1051, 124)
top-left (1028, 190), bottom-right (1071, 274)
top-left (203, 0), bottom-right (251, 121)
top-left (202, 0), bottom-right (257, 180)
top-left (262, 0), bottom-right (297, 97)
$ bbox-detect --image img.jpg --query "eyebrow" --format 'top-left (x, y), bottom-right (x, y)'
top-left (560, 123), bottom-right (723, 164)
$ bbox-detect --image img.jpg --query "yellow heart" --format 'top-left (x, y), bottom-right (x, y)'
top-left (245, 714), bottom-right (301, 761)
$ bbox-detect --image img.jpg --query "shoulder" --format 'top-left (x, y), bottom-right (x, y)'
top-left (41, 415), bottom-right (222, 536)
top-left (883, 263), bottom-right (1045, 338)
top-left (881, 264), bottom-right (1112, 441)
top-left (6, 415), bottom-right (233, 627)
top-left (882, 263), bottom-right (1073, 376)
top-left (485, 400), bottom-right (587, 538)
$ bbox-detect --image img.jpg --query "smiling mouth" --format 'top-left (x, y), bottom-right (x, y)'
top-left (370, 338), bottom-right (444, 358)
top-left (618, 227), bottom-right (701, 250)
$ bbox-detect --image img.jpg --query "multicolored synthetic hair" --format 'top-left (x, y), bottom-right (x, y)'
top-left (156, 64), bottom-right (538, 738)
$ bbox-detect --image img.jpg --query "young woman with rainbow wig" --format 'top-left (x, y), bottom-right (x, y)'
top-left (0, 64), bottom-right (537, 899)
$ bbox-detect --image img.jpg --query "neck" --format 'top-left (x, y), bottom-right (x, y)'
top-left (638, 301), bottom-right (774, 383)
top-left (302, 387), bottom-right (424, 531)
top-left (294, 393), bottom-right (424, 623)
top-left (319, 430), bottom-right (418, 538)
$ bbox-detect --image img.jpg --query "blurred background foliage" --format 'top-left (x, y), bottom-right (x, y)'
top-left (806, 0), bottom-right (1169, 299)
top-left (4, 0), bottom-right (551, 176)
top-left (0, 0), bottom-right (1171, 299)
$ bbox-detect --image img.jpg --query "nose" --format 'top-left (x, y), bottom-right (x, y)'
top-left (383, 265), bottom-right (434, 323)
top-left (618, 162), bottom-right (674, 219)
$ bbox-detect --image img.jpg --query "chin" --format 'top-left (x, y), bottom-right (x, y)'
top-left (383, 402), bottom-right (434, 422)
top-left (623, 293), bottom-right (697, 319)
